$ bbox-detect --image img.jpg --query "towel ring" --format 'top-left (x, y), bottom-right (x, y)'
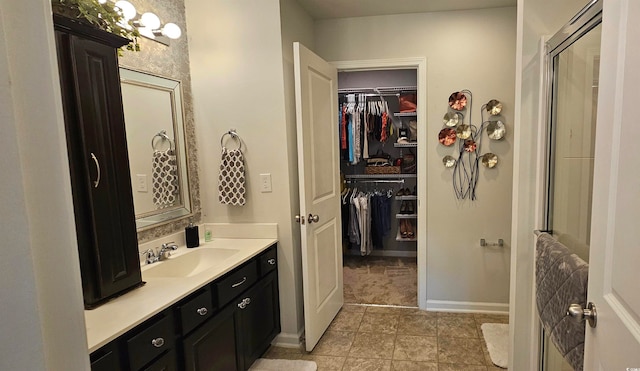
top-left (152, 130), bottom-right (174, 151)
top-left (220, 129), bottom-right (243, 151)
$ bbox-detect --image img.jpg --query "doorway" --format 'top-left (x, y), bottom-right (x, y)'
top-left (541, 2), bottom-right (601, 369)
top-left (332, 58), bottom-right (427, 310)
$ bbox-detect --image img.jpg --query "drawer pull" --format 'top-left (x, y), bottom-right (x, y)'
top-left (196, 307), bottom-right (208, 316)
top-left (231, 276), bottom-right (247, 288)
top-left (237, 297), bottom-right (251, 309)
top-left (267, 258), bottom-right (276, 265)
top-left (151, 337), bottom-right (165, 348)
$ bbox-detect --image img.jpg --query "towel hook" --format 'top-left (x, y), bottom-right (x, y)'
top-left (220, 129), bottom-right (243, 151)
top-left (151, 130), bottom-right (174, 151)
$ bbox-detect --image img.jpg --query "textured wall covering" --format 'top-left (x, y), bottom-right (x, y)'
top-left (118, 0), bottom-right (201, 242)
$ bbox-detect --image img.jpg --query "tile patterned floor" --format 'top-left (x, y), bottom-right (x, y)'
top-left (343, 256), bottom-right (417, 307)
top-left (263, 305), bottom-right (509, 371)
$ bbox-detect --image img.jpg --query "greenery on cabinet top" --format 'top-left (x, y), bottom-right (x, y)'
top-left (51, 0), bottom-right (140, 52)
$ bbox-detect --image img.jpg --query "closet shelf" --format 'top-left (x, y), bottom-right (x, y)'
top-left (395, 229), bottom-right (417, 242)
top-left (394, 112), bottom-right (417, 117)
top-left (396, 214), bottom-right (418, 219)
top-left (393, 142), bottom-right (418, 148)
top-left (344, 174), bottom-right (417, 180)
top-left (395, 196), bottom-right (417, 201)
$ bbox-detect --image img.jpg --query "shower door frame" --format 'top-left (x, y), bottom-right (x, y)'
top-left (539, 1), bottom-right (602, 370)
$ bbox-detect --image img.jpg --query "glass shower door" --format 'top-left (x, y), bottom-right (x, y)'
top-left (542, 4), bottom-right (601, 370)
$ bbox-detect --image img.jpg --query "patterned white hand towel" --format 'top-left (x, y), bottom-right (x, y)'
top-left (152, 148), bottom-right (178, 209)
top-left (218, 147), bottom-right (246, 206)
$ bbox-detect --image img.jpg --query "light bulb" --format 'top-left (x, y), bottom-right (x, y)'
top-left (115, 1), bottom-right (137, 20)
top-left (162, 23), bottom-right (181, 39)
top-left (140, 12), bottom-right (161, 30)
top-left (98, 0), bottom-right (107, 4)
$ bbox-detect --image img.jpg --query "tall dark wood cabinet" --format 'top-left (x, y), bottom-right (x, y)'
top-left (53, 14), bottom-right (142, 308)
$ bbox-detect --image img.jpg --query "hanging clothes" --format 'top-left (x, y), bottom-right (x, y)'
top-left (341, 186), bottom-right (394, 255)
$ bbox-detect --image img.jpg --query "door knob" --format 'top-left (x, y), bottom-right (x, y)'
top-left (308, 214), bottom-right (320, 223)
top-left (295, 215), bottom-right (305, 224)
top-left (567, 302), bottom-right (597, 328)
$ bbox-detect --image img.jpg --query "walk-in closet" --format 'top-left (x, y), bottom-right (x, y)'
top-left (338, 69), bottom-right (419, 307)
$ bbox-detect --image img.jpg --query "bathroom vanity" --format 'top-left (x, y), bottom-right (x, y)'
top-left (87, 239), bottom-right (280, 371)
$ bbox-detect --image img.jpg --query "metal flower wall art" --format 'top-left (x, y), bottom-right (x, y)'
top-left (438, 90), bottom-right (505, 200)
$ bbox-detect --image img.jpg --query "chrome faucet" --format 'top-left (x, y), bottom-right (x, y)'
top-left (158, 242), bottom-right (178, 261)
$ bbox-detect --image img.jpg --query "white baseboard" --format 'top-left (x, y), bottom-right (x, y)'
top-left (271, 331), bottom-right (303, 349)
top-left (344, 250), bottom-right (417, 258)
top-left (426, 300), bottom-right (509, 314)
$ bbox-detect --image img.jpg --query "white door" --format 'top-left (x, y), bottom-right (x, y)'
top-left (293, 42), bottom-right (343, 352)
top-left (583, 0), bottom-right (640, 368)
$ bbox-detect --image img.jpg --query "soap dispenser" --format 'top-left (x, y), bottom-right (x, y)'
top-left (185, 222), bottom-right (199, 248)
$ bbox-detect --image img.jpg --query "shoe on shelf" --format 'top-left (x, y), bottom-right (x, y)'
top-left (399, 220), bottom-right (408, 238)
top-left (399, 201), bottom-right (408, 214)
top-left (407, 201), bottom-right (415, 215)
top-left (406, 220), bottom-right (415, 239)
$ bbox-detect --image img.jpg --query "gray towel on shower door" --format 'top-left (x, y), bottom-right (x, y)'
top-left (535, 233), bottom-right (589, 371)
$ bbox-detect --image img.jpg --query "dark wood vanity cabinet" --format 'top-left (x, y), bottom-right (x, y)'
top-left (90, 244), bottom-right (281, 371)
top-left (53, 14), bottom-right (142, 308)
top-left (182, 246), bottom-right (281, 371)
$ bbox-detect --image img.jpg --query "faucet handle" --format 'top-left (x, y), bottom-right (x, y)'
top-left (140, 248), bottom-right (158, 264)
top-left (161, 241), bottom-right (178, 250)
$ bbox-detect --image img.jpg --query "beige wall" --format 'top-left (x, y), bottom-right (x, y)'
top-left (279, 0), bottom-right (316, 340)
top-left (0, 1), bottom-right (89, 370)
top-left (184, 0), bottom-right (310, 344)
top-left (315, 7), bottom-right (517, 310)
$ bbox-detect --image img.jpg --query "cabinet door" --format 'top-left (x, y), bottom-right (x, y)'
top-left (183, 303), bottom-right (240, 371)
top-left (141, 350), bottom-right (177, 371)
top-left (55, 26), bottom-right (141, 307)
top-left (237, 271), bottom-right (281, 370)
top-left (90, 345), bottom-right (121, 371)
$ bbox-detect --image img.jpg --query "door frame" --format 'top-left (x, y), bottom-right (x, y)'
top-left (330, 57), bottom-right (428, 310)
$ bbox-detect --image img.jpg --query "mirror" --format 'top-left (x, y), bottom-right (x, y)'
top-left (120, 67), bottom-right (192, 229)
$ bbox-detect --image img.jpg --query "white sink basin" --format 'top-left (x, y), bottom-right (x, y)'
top-left (142, 248), bottom-right (240, 278)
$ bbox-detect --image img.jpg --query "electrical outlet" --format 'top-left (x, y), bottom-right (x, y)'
top-left (260, 173), bottom-right (272, 193)
top-left (136, 174), bottom-right (148, 192)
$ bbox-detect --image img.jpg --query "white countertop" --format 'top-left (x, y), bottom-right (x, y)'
top-left (84, 237), bottom-right (278, 353)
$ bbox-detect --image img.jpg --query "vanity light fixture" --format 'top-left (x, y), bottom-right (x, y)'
top-left (112, 0), bottom-right (182, 46)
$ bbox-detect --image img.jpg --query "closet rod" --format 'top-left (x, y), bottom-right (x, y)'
top-left (344, 179), bottom-right (405, 184)
top-left (339, 92), bottom-right (400, 98)
top-left (338, 86), bottom-right (416, 93)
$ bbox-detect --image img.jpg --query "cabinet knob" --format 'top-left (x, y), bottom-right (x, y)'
top-left (267, 258), bottom-right (276, 265)
top-left (196, 307), bottom-right (208, 316)
top-left (151, 337), bottom-right (165, 348)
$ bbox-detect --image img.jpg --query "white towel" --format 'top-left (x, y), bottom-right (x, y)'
top-left (218, 147), bottom-right (246, 206)
top-left (152, 148), bottom-right (178, 209)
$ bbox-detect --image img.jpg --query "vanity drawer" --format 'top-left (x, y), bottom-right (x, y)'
top-left (127, 314), bottom-right (174, 370)
top-left (215, 260), bottom-right (258, 307)
top-left (259, 246), bottom-right (277, 277)
top-left (178, 289), bottom-right (214, 335)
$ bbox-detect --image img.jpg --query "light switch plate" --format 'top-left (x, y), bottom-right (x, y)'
top-left (136, 174), bottom-right (148, 192)
top-left (260, 173), bottom-right (272, 193)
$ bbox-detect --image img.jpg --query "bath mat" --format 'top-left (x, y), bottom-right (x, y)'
top-left (481, 323), bottom-right (509, 369)
top-left (248, 358), bottom-right (317, 371)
